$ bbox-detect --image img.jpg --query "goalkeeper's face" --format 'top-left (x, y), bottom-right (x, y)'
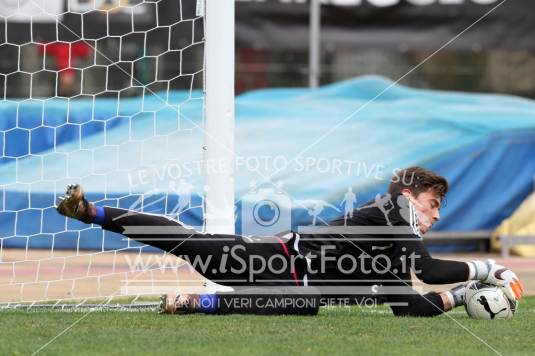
top-left (405, 188), bottom-right (442, 234)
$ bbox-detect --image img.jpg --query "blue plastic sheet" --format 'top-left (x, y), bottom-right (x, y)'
top-left (1, 76), bottom-right (535, 251)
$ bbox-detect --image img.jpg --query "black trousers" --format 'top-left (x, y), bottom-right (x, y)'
top-left (216, 287), bottom-right (321, 315)
top-left (100, 207), bottom-right (446, 317)
top-left (102, 207), bottom-right (306, 287)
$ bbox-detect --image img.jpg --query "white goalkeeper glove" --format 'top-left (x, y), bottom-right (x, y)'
top-left (468, 259), bottom-right (524, 301)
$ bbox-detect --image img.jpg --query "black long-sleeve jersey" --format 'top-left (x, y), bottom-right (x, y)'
top-left (297, 194), bottom-right (470, 287)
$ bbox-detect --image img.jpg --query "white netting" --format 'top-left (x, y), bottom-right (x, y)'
top-left (0, 0), bottom-right (209, 307)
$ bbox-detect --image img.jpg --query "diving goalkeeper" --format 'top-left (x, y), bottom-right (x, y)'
top-left (56, 166), bottom-right (524, 316)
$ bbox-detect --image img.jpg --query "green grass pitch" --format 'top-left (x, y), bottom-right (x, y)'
top-left (3, 297), bottom-right (535, 355)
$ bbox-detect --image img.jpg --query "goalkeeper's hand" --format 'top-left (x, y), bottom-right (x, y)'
top-left (468, 259), bottom-right (524, 301)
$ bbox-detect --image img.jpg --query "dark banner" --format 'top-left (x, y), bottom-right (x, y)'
top-left (2, 0), bottom-right (534, 50)
top-left (235, 0), bottom-right (535, 51)
top-left (0, 0), bottom-right (194, 45)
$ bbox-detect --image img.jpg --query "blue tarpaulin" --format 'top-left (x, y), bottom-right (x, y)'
top-left (1, 76), bottom-right (535, 252)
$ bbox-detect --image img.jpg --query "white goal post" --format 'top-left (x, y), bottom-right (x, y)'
top-left (203, 0), bottom-right (236, 235)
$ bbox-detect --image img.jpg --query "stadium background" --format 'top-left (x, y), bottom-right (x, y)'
top-left (1, 0), bottom-right (535, 306)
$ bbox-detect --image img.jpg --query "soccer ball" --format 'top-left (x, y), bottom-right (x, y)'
top-left (464, 281), bottom-right (517, 320)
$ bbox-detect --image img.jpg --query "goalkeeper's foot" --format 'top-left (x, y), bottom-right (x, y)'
top-left (56, 184), bottom-right (95, 223)
top-left (159, 293), bottom-right (199, 314)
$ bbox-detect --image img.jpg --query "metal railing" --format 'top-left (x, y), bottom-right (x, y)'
top-left (499, 235), bottom-right (535, 258)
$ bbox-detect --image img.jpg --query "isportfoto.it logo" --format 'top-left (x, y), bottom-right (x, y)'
top-left (236, 0), bottom-right (499, 6)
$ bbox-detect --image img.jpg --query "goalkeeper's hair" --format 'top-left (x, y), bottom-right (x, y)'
top-left (388, 166), bottom-right (448, 199)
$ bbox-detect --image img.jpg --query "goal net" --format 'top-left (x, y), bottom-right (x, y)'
top-left (0, 0), bottom-right (212, 309)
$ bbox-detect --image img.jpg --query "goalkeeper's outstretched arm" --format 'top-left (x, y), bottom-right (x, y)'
top-left (400, 237), bottom-right (524, 301)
